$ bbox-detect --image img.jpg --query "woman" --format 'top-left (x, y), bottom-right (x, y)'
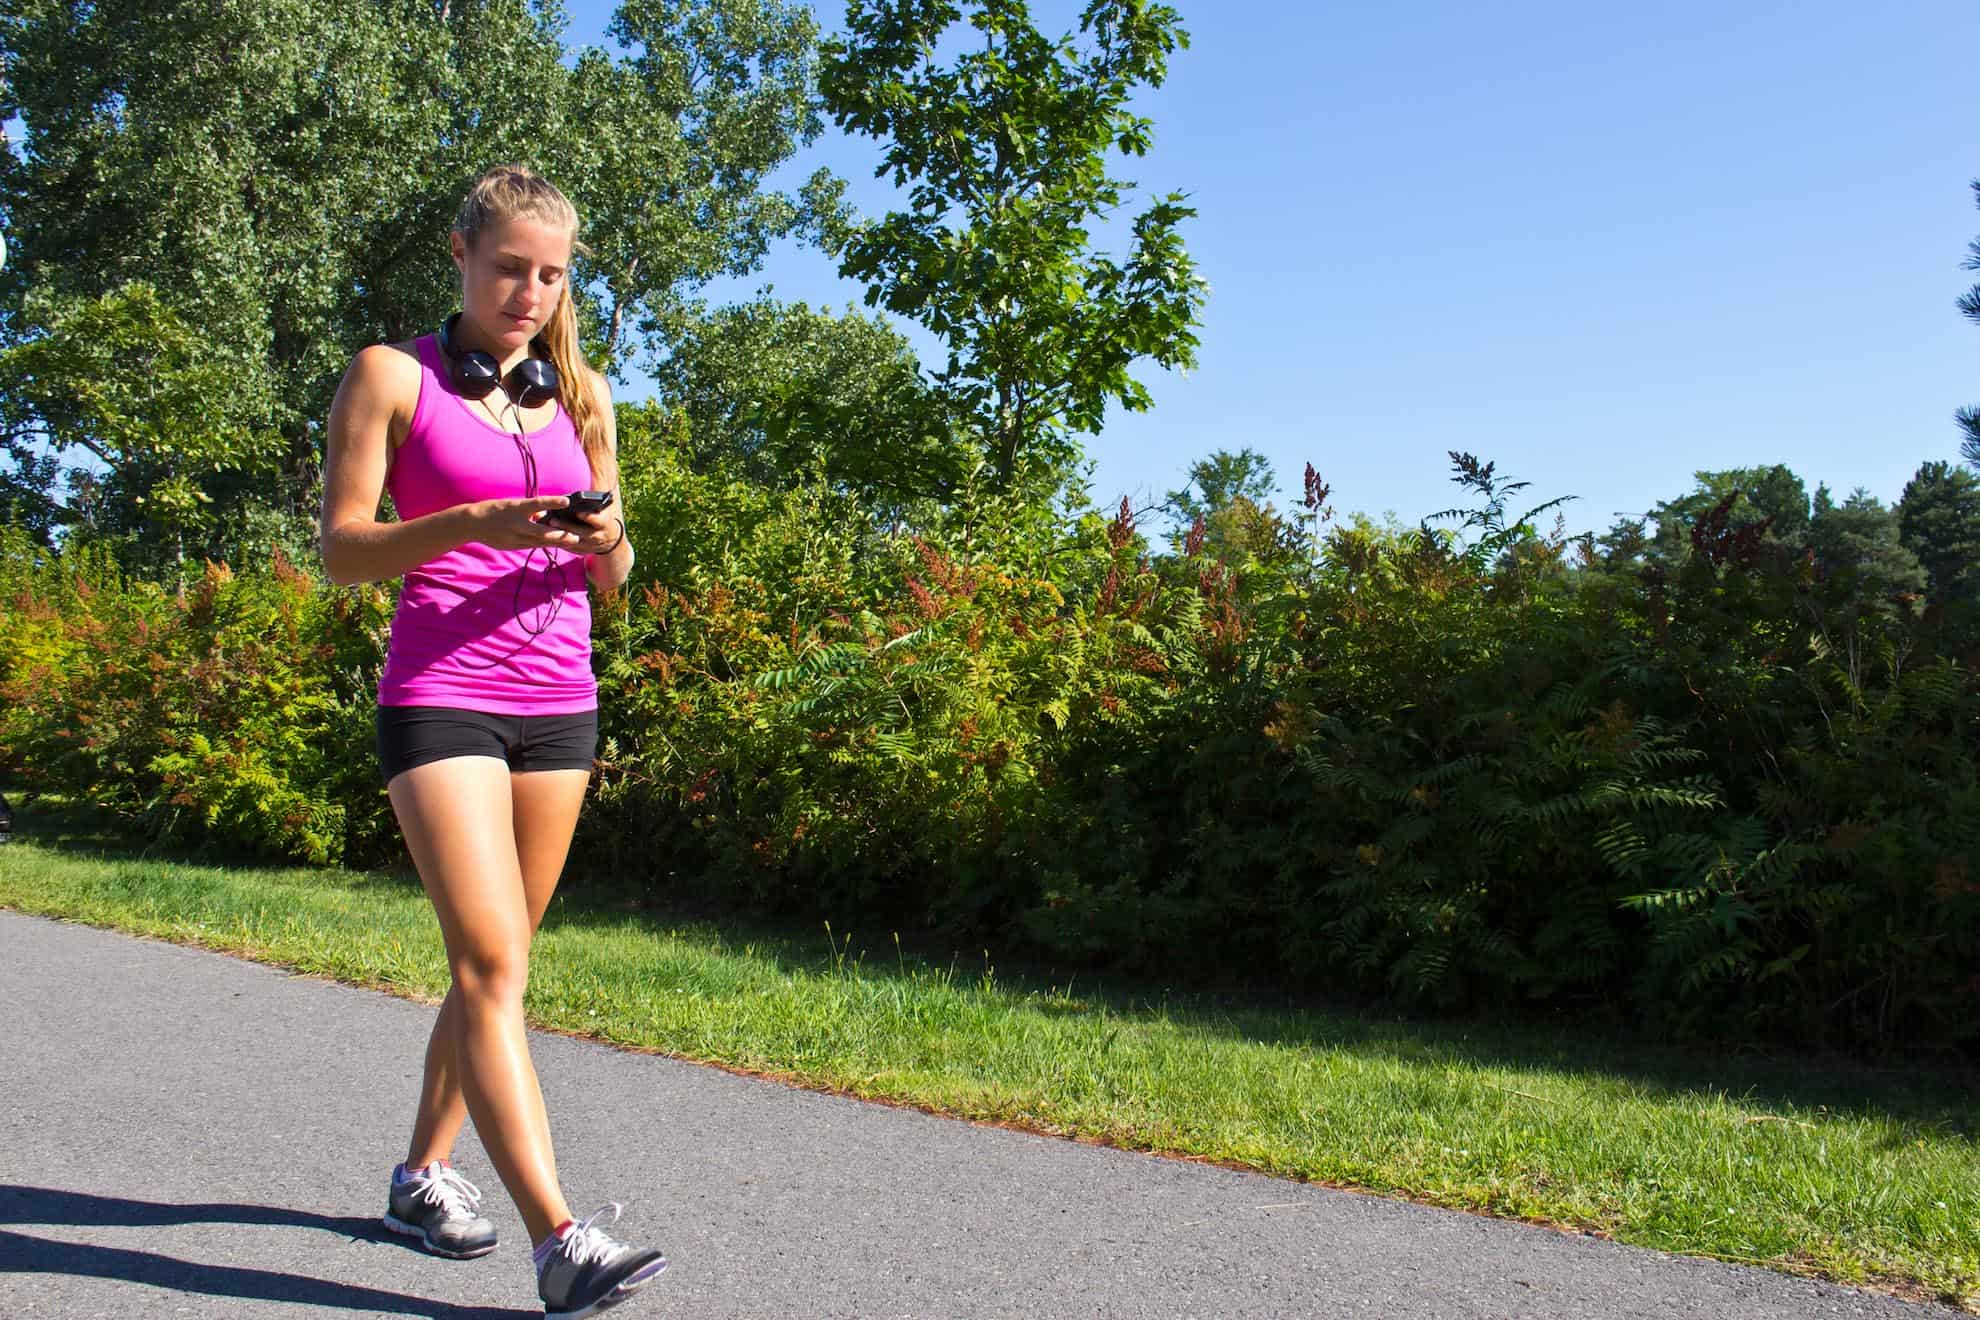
top-left (319, 164), bottom-right (667, 1319)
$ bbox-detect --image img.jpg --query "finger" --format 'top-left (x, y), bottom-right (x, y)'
top-left (517, 518), bottom-right (576, 543)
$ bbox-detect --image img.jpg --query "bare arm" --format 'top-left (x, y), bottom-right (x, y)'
top-left (577, 369), bottom-right (635, 594)
top-left (318, 344), bottom-right (579, 587)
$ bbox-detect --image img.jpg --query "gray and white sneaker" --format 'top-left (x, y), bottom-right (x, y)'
top-left (535, 1203), bottom-right (669, 1319)
top-left (383, 1162), bottom-right (499, 1259)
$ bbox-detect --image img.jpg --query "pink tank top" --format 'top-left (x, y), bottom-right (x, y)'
top-left (375, 334), bottom-right (599, 715)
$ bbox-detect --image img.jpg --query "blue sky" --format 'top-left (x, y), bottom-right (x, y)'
top-left (564, 0), bottom-right (1978, 536)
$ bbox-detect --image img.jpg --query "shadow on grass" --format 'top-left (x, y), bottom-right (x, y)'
top-left (10, 787), bottom-right (1977, 1147)
top-left (532, 890), bottom-right (1980, 1146)
top-left (0, 790), bottom-right (361, 875)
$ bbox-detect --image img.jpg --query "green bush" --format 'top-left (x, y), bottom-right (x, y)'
top-left (4, 449), bottom-right (1975, 1057)
top-left (0, 527), bottom-right (393, 865)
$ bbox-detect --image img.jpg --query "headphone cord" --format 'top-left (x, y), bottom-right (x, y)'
top-left (456, 391), bottom-right (583, 672)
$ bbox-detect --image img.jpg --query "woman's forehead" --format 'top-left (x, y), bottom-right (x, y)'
top-left (475, 214), bottom-right (574, 265)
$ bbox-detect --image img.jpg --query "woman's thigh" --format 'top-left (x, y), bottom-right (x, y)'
top-left (510, 768), bottom-right (590, 932)
top-left (388, 755), bottom-right (530, 978)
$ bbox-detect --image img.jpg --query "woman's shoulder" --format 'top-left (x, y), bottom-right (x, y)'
top-left (340, 339), bottom-right (429, 450)
top-left (346, 336), bottom-right (427, 387)
top-left (350, 338), bottom-right (427, 383)
top-left (345, 338), bottom-right (426, 393)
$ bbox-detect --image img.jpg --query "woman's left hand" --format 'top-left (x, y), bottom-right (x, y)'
top-left (552, 510), bottom-right (624, 556)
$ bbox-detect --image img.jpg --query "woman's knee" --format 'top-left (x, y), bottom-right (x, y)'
top-left (449, 943), bottom-right (530, 1005)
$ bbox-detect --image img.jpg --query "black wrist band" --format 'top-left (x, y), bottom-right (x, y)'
top-left (593, 517), bottom-right (625, 556)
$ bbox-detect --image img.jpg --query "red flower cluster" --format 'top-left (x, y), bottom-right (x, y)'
top-left (905, 575), bottom-right (941, 620)
top-left (1107, 496), bottom-right (1135, 553)
top-left (1302, 462), bottom-right (1332, 518)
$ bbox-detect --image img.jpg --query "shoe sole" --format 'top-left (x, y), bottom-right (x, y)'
top-left (544, 1258), bottom-right (670, 1319)
top-left (381, 1212), bottom-right (499, 1260)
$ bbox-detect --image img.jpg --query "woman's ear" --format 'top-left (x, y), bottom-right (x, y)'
top-left (449, 231), bottom-right (468, 278)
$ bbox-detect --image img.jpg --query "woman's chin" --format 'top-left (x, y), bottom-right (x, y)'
top-left (467, 314), bottom-right (536, 345)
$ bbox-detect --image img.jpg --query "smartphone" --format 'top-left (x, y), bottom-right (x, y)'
top-left (544, 489), bottom-right (614, 530)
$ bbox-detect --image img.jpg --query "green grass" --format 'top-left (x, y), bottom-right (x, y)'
top-left (2, 794), bottom-right (1975, 1313)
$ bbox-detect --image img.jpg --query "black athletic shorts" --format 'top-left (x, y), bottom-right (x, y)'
top-left (375, 705), bottom-right (599, 785)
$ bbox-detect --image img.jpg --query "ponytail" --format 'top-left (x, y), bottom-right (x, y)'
top-left (538, 285), bottom-right (617, 493)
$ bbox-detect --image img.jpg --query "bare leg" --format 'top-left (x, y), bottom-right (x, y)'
top-left (404, 767), bottom-right (588, 1176)
top-left (403, 987), bottom-right (466, 1172)
top-left (387, 757), bottom-right (585, 1245)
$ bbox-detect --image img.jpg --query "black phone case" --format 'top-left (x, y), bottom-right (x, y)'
top-left (547, 491), bottom-right (612, 528)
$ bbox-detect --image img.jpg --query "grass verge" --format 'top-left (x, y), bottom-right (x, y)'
top-left (1, 796), bottom-right (1974, 1313)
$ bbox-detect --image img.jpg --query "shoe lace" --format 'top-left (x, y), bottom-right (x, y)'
top-left (557, 1203), bottom-right (628, 1269)
top-left (416, 1166), bottom-right (483, 1220)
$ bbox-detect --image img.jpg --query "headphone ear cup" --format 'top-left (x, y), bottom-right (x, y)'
top-left (439, 314), bottom-right (502, 399)
top-left (452, 350), bottom-right (503, 399)
top-left (509, 356), bottom-right (560, 409)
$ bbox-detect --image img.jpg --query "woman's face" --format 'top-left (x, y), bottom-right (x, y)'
top-left (450, 213), bottom-right (574, 353)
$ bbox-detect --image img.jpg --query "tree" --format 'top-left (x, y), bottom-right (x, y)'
top-left (1164, 447), bottom-right (1277, 529)
top-left (1958, 179), bottom-right (1980, 467)
top-left (0, 285), bottom-right (275, 578)
top-left (1646, 465), bottom-right (1811, 565)
top-left (1158, 445), bottom-right (1281, 565)
top-left (1591, 516), bottom-right (1650, 571)
top-left (1897, 459), bottom-right (1980, 605)
top-left (1806, 484), bottom-right (1925, 606)
top-left (580, 0), bottom-right (839, 372)
top-left (0, 0), bottom-right (831, 561)
top-left (818, 0), bottom-right (1205, 503)
top-left (653, 297), bottom-right (960, 508)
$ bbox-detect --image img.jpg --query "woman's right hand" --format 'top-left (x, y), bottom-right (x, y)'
top-left (468, 496), bottom-right (584, 551)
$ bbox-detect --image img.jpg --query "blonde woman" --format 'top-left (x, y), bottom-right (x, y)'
top-left (319, 164), bottom-right (666, 1318)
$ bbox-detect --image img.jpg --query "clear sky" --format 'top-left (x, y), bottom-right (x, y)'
top-left (563, 0), bottom-right (1979, 536)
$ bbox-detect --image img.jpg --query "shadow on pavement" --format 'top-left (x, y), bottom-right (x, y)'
top-left (0, 1187), bottom-right (535, 1319)
top-left (0, 1184), bottom-right (381, 1238)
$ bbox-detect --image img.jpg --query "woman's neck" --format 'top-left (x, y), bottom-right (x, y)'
top-left (452, 314), bottom-right (535, 377)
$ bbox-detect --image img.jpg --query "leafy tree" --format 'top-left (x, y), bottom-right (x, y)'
top-left (580, 0), bottom-right (839, 370)
top-left (1958, 179), bottom-right (1980, 466)
top-left (1158, 445), bottom-right (1282, 565)
top-left (0, 285), bottom-right (276, 579)
top-left (1164, 447), bottom-right (1277, 529)
top-left (653, 298), bottom-right (960, 508)
top-left (0, 0), bottom-right (830, 560)
top-left (1646, 465), bottom-right (1811, 565)
top-left (1899, 459), bottom-right (1980, 603)
top-left (1590, 516), bottom-right (1650, 571)
top-left (818, 0), bottom-right (1205, 502)
top-left (1806, 484), bottom-right (1925, 606)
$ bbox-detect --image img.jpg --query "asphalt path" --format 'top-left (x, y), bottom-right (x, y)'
top-left (0, 910), bottom-right (1961, 1318)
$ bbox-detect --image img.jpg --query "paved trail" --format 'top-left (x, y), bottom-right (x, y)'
top-left (0, 911), bottom-right (1959, 1318)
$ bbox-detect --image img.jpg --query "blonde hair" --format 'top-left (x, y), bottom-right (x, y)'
top-left (451, 164), bottom-right (617, 493)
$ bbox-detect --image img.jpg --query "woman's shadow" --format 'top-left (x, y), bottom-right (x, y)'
top-left (0, 1184), bottom-right (535, 1318)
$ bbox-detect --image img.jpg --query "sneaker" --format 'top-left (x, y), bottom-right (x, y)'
top-left (535, 1203), bottom-right (669, 1319)
top-left (383, 1162), bottom-right (499, 1259)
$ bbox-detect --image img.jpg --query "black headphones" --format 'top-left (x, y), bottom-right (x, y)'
top-left (437, 312), bottom-right (560, 408)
